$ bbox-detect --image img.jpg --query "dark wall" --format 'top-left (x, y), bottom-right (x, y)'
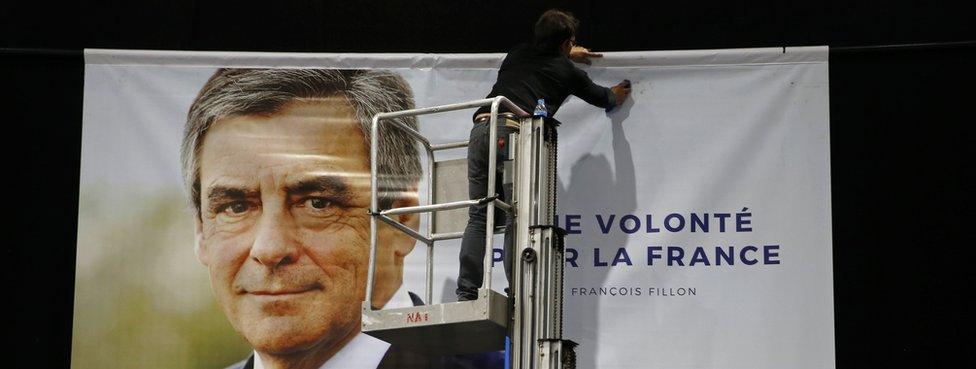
top-left (2, 1), bottom-right (973, 368)
top-left (3, 52), bottom-right (83, 368)
top-left (3, 1), bottom-right (974, 52)
top-left (829, 46), bottom-right (973, 367)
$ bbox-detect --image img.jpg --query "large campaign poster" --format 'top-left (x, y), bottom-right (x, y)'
top-left (74, 47), bottom-right (832, 368)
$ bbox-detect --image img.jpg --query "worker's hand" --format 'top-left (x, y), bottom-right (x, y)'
top-left (569, 46), bottom-right (603, 65)
top-left (611, 79), bottom-right (632, 107)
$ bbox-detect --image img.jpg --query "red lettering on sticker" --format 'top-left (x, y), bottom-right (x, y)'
top-left (406, 312), bottom-right (430, 323)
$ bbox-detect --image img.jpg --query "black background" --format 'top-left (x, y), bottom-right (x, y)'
top-left (2, 0), bottom-right (973, 367)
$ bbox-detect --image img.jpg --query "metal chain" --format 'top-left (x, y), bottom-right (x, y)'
top-left (544, 120), bottom-right (563, 338)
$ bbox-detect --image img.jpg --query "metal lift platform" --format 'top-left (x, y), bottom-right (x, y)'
top-left (362, 288), bottom-right (509, 355)
top-left (362, 97), bottom-right (527, 356)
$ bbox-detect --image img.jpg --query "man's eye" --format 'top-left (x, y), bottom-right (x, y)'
top-left (304, 198), bottom-right (332, 210)
top-left (221, 202), bottom-right (250, 216)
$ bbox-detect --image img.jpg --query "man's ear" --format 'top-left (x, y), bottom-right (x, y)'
top-left (194, 218), bottom-right (209, 266)
top-left (561, 39), bottom-right (573, 54)
top-left (390, 189), bottom-right (420, 258)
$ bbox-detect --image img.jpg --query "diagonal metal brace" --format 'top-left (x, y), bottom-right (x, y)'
top-left (477, 194), bottom-right (499, 205)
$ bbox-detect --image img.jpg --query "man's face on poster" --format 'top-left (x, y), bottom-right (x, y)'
top-left (193, 97), bottom-right (417, 355)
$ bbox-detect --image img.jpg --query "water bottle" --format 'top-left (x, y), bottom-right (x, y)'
top-left (533, 98), bottom-right (548, 118)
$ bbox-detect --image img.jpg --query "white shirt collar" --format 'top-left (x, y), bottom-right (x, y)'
top-left (252, 289), bottom-right (415, 369)
top-left (252, 333), bottom-right (390, 369)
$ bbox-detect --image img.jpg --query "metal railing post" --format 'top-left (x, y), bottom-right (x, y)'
top-left (366, 114), bottom-right (381, 311)
top-left (426, 143), bottom-right (436, 304)
top-left (481, 97), bottom-right (504, 293)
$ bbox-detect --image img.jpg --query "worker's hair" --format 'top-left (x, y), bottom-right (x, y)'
top-left (533, 9), bottom-right (580, 53)
top-left (181, 68), bottom-right (422, 216)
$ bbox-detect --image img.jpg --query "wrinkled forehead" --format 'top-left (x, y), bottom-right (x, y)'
top-left (197, 98), bottom-right (371, 193)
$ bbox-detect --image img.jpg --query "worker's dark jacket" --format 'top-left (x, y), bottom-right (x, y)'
top-left (474, 43), bottom-right (616, 118)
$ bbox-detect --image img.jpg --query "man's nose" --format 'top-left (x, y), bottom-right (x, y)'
top-left (250, 210), bottom-right (302, 268)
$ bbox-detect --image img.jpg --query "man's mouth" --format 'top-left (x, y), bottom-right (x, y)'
top-left (245, 283), bottom-right (323, 297)
top-left (249, 288), bottom-right (314, 296)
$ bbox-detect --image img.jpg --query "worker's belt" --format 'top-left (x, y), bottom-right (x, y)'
top-left (473, 112), bottom-right (521, 128)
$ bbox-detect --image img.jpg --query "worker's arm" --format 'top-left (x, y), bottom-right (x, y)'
top-left (569, 45), bottom-right (603, 65)
top-left (569, 68), bottom-right (615, 109)
top-left (569, 64), bottom-right (631, 110)
top-left (567, 46), bottom-right (632, 109)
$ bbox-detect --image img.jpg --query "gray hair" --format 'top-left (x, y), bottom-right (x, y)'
top-left (181, 68), bottom-right (422, 216)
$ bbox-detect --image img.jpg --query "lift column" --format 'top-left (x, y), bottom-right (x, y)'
top-left (510, 116), bottom-right (574, 369)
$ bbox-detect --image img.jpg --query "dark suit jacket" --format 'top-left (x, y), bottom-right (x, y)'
top-left (224, 347), bottom-right (503, 369)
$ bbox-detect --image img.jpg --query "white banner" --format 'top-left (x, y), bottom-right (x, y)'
top-left (76, 47), bottom-right (832, 369)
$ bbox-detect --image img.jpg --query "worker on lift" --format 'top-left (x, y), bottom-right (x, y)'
top-left (457, 8), bottom-right (632, 301)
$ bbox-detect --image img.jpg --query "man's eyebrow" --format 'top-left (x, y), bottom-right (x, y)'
top-left (206, 185), bottom-right (259, 211)
top-left (285, 176), bottom-right (353, 202)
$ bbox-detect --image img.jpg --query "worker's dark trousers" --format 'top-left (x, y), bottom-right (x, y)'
top-left (456, 121), bottom-right (518, 301)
